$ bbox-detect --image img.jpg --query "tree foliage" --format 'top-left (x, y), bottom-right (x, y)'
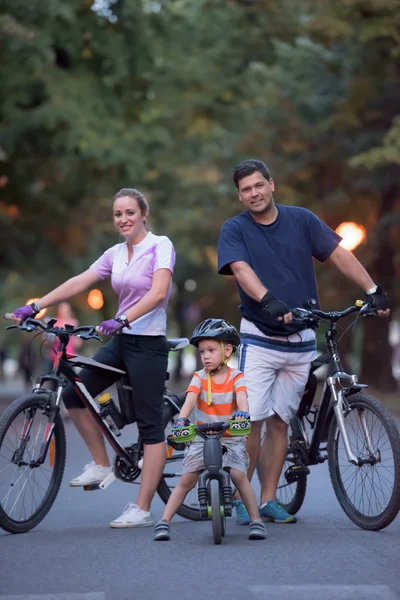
top-left (0, 0), bottom-right (399, 388)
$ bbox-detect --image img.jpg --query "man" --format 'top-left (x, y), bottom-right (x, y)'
top-left (217, 158), bottom-right (390, 524)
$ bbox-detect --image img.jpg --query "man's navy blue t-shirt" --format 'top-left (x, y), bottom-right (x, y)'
top-left (217, 205), bottom-right (341, 336)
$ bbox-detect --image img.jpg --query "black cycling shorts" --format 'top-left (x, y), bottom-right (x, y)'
top-left (62, 334), bottom-right (168, 445)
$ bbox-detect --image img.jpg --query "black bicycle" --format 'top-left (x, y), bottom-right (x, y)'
top-left (173, 419), bottom-right (251, 544)
top-left (274, 301), bottom-right (400, 531)
top-left (0, 315), bottom-right (200, 534)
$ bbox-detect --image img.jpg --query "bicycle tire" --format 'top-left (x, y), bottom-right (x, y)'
top-left (259, 425), bottom-right (307, 515)
top-left (157, 401), bottom-right (202, 521)
top-left (210, 479), bottom-right (223, 545)
top-left (0, 393), bottom-right (66, 534)
top-left (274, 453), bottom-right (307, 515)
top-left (328, 392), bottom-right (400, 531)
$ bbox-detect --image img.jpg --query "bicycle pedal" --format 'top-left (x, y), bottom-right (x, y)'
top-left (224, 505), bottom-right (232, 517)
top-left (83, 483), bottom-right (101, 491)
top-left (285, 464), bottom-right (310, 483)
top-left (200, 506), bottom-right (208, 519)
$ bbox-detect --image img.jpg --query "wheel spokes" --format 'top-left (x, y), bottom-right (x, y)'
top-left (0, 406), bottom-right (56, 523)
top-left (335, 406), bottom-right (395, 518)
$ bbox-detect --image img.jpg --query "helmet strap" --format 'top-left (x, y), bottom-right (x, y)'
top-left (206, 342), bottom-right (230, 406)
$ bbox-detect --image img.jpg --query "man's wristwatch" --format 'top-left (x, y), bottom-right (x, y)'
top-left (365, 285), bottom-right (378, 295)
top-left (116, 314), bottom-right (131, 329)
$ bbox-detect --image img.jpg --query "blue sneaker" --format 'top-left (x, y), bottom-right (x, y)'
top-left (232, 500), bottom-right (250, 525)
top-left (259, 500), bottom-right (297, 524)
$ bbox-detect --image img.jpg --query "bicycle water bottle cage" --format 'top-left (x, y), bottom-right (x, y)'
top-left (172, 424), bottom-right (197, 443)
top-left (228, 419), bottom-right (251, 436)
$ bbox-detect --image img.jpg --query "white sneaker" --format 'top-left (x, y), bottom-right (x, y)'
top-left (110, 502), bottom-right (153, 528)
top-left (69, 462), bottom-right (113, 487)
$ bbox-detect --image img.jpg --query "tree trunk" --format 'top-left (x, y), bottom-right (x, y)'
top-left (360, 183), bottom-right (397, 392)
top-left (171, 284), bottom-right (185, 383)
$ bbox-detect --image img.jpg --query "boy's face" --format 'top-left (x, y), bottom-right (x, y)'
top-left (198, 339), bottom-right (232, 371)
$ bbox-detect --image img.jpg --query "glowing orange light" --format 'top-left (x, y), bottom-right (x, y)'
top-left (7, 204), bottom-right (19, 217)
top-left (336, 222), bottom-right (366, 251)
top-left (87, 289), bottom-right (104, 310)
top-left (26, 298), bottom-right (47, 320)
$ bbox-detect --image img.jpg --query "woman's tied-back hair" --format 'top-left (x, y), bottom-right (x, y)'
top-left (233, 159), bottom-right (271, 189)
top-left (114, 188), bottom-right (149, 216)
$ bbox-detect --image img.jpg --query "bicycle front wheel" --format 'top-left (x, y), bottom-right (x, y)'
top-left (328, 392), bottom-right (400, 531)
top-left (210, 479), bottom-right (223, 545)
top-left (0, 393), bottom-right (66, 534)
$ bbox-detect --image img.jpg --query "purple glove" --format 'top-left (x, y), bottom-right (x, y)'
top-left (98, 319), bottom-right (124, 336)
top-left (13, 305), bottom-right (37, 321)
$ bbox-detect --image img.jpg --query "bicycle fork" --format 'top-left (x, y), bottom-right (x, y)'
top-left (328, 373), bottom-right (375, 466)
top-left (197, 438), bottom-right (232, 518)
top-left (13, 384), bottom-right (64, 468)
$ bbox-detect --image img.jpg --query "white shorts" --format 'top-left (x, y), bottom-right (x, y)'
top-left (239, 324), bottom-right (316, 424)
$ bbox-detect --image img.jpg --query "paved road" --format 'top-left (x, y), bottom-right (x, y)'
top-left (0, 394), bottom-right (399, 600)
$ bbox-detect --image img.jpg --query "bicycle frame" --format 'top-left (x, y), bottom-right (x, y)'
top-left (27, 331), bottom-right (186, 480)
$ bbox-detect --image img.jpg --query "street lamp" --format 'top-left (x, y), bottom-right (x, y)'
top-left (87, 289), bottom-right (104, 310)
top-left (336, 222), bottom-right (366, 251)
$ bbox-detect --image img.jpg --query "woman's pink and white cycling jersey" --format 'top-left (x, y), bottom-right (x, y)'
top-left (90, 232), bottom-right (175, 336)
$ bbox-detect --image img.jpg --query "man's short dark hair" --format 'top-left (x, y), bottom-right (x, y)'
top-left (233, 159), bottom-right (271, 189)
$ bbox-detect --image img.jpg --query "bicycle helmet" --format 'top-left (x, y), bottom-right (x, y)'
top-left (190, 318), bottom-right (240, 348)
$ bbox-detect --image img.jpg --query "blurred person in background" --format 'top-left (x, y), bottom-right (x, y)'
top-left (18, 338), bottom-right (37, 390)
top-left (218, 158), bottom-right (391, 525)
top-left (52, 302), bottom-right (82, 357)
top-left (0, 344), bottom-right (7, 381)
top-left (10, 188), bottom-right (176, 530)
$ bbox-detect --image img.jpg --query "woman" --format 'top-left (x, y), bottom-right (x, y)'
top-left (11, 188), bottom-right (176, 528)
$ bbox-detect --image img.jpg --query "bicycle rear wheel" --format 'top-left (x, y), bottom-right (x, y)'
top-left (259, 423), bottom-right (307, 515)
top-left (157, 397), bottom-right (202, 521)
top-left (328, 392), bottom-right (400, 530)
top-left (275, 453), bottom-right (307, 515)
top-left (0, 393), bottom-right (66, 534)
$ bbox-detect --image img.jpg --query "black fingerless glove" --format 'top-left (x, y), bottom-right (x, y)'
top-left (260, 291), bottom-right (289, 318)
top-left (365, 285), bottom-right (390, 312)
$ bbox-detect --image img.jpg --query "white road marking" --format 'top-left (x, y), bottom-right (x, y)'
top-left (0, 594), bottom-right (106, 600)
top-left (249, 584), bottom-right (398, 599)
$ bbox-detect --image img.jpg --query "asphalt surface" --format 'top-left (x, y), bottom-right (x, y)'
top-left (0, 389), bottom-right (399, 600)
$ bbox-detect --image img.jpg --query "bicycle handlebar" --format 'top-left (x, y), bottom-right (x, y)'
top-left (3, 314), bottom-right (102, 341)
top-left (292, 301), bottom-right (376, 324)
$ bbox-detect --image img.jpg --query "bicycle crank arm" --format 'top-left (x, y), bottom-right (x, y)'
top-left (83, 472), bottom-right (116, 491)
top-left (99, 472), bottom-right (116, 489)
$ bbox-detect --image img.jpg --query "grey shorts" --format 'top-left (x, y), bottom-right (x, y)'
top-left (182, 438), bottom-right (249, 474)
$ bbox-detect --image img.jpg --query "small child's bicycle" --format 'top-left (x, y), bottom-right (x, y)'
top-left (173, 419), bottom-right (251, 544)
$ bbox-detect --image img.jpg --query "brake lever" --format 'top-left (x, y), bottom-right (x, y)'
top-left (77, 332), bottom-right (102, 342)
top-left (360, 303), bottom-right (376, 317)
top-left (291, 308), bottom-right (310, 319)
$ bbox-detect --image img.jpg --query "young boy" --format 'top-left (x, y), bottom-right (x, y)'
top-left (154, 318), bottom-right (266, 541)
